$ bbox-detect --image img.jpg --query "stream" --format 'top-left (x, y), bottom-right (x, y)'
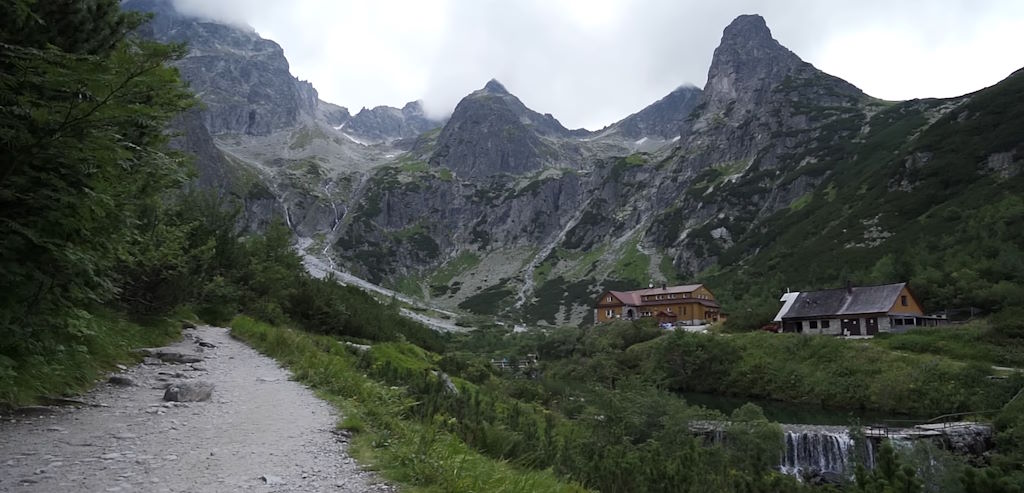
top-left (680, 392), bottom-right (986, 481)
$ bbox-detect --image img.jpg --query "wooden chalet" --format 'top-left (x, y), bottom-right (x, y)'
top-left (594, 284), bottom-right (723, 326)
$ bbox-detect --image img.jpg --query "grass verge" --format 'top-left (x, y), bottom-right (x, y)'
top-left (0, 307), bottom-right (184, 407)
top-left (229, 315), bottom-right (585, 493)
top-left (871, 321), bottom-right (1024, 368)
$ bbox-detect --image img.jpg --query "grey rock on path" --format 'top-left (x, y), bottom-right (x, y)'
top-left (0, 326), bottom-right (391, 492)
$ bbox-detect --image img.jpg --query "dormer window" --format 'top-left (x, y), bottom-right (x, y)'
top-left (606, 296), bottom-right (613, 302)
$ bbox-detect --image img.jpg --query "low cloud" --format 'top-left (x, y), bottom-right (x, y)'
top-left (168, 0), bottom-right (1024, 130)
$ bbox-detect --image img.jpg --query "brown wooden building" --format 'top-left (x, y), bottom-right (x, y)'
top-left (594, 284), bottom-right (722, 326)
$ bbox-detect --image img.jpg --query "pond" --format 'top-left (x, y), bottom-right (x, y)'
top-left (679, 392), bottom-right (931, 426)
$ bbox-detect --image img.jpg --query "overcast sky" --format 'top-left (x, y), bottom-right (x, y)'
top-left (170, 0), bottom-right (1024, 130)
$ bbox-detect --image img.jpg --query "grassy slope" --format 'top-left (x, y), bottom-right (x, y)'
top-left (871, 320), bottom-right (1024, 369)
top-left (642, 329), bottom-right (1024, 416)
top-left (0, 308), bottom-right (182, 407)
top-left (230, 316), bottom-right (585, 493)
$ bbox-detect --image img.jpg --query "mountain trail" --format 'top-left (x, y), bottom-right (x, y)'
top-left (0, 326), bottom-right (391, 492)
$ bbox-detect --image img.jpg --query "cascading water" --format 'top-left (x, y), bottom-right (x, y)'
top-left (780, 425), bottom-right (874, 479)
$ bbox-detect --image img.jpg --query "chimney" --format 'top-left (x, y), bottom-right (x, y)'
top-left (648, 279), bottom-right (654, 289)
top-left (661, 283), bottom-right (667, 290)
top-left (846, 280), bottom-right (853, 294)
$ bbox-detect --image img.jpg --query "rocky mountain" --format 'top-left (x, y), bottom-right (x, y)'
top-left (123, 0), bottom-right (429, 237)
top-left (337, 14), bottom-right (1019, 326)
top-left (596, 85), bottom-right (703, 141)
top-left (427, 80), bottom-right (589, 178)
top-left (125, 0), bottom-right (328, 136)
top-left (130, 3), bottom-right (1022, 327)
top-left (342, 100), bottom-right (445, 144)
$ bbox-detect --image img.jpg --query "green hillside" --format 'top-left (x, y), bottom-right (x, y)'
top-left (694, 71), bottom-right (1024, 324)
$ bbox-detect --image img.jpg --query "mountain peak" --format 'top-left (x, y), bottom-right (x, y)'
top-left (701, 13), bottom-right (862, 105)
top-left (721, 14), bottom-right (772, 44)
top-left (482, 79), bottom-right (509, 95)
top-left (711, 14), bottom-right (795, 74)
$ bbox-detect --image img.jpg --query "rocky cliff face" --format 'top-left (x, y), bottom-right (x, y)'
top-left (645, 14), bottom-right (877, 275)
top-left (601, 85), bottom-right (703, 140)
top-left (125, 0), bottom-right (415, 239)
top-left (343, 101), bottom-right (445, 144)
top-left (680, 14), bottom-right (866, 171)
top-left (428, 80), bottom-right (590, 179)
top-left (125, 0), bottom-right (327, 136)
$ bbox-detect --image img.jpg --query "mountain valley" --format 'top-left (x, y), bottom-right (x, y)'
top-left (126, 2), bottom-right (1023, 328)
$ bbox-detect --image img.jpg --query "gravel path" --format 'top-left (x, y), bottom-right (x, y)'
top-left (0, 326), bottom-right (391, 492)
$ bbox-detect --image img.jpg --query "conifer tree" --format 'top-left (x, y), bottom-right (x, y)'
top-left (0, 0), bottom-right (193, 355)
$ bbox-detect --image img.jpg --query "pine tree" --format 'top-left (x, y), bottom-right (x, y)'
top-left (0, 1), bottom-right (193, 356)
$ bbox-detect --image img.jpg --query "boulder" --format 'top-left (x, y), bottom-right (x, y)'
top-left (139, 348), bottom-right (204, 364)
top-left (163, 381), bottom-right (215, 402)
top-left (108, 375), bottom-right (136, 387)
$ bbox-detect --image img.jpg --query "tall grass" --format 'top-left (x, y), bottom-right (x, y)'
top-left (230, 315), bottom-right (585, 493)
top-left (0, 308), bottom-right (182, 407)
top-left (872, 322), bottom-right (1024, 368)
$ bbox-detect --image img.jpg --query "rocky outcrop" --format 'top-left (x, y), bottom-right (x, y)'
top-left (648, 14), bottom-right (874, 273)
top-left (336, 167), bottom-right (587, 282)
top-left (602, 85), bottom-right (703, 140)
top-left (429, 80), bottom-right (584, 179)
top-left (343, 101), bottom-right (444, 143)
top-left (679, 14), bottom-right (865, 171)
top-left (125, 0), bottom-right (339, 136)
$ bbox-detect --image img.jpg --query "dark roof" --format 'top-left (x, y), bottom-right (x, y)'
top-left (782, 283), bottom-right (906, 319)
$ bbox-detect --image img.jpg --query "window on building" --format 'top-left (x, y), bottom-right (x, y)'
top-left (809, 321), bottom-right (819, 329)
top-left (606, 296), bottom-right (613, 302)
top-left (605, 309), bottom-right (613, 317)
top-left (683, 293), bottom-right (689, 298)
top-left (821, 320), bottom-right (830, 328)
top-left (901, 295), bottom-right (908, 306)
top-left (667, 307), bottom-right (672, 313)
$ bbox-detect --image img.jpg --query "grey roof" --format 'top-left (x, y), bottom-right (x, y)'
top-left (781, 283), bottom-right (906, 319)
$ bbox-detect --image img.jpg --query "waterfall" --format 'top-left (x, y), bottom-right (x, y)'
top-left (780, 426), bottom-right (873, 479)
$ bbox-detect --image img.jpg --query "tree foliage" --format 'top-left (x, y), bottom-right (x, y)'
top-left (0, 0), bottom-right (193, 355)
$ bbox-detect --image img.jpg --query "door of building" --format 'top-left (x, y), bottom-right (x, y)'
top-left (866, 317), bottom-right (878, 335)
top-left (842, 318), bottom-right (861, 335)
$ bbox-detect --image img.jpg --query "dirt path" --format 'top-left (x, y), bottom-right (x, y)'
top-left (0, 326), bottom-right (391, 492)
